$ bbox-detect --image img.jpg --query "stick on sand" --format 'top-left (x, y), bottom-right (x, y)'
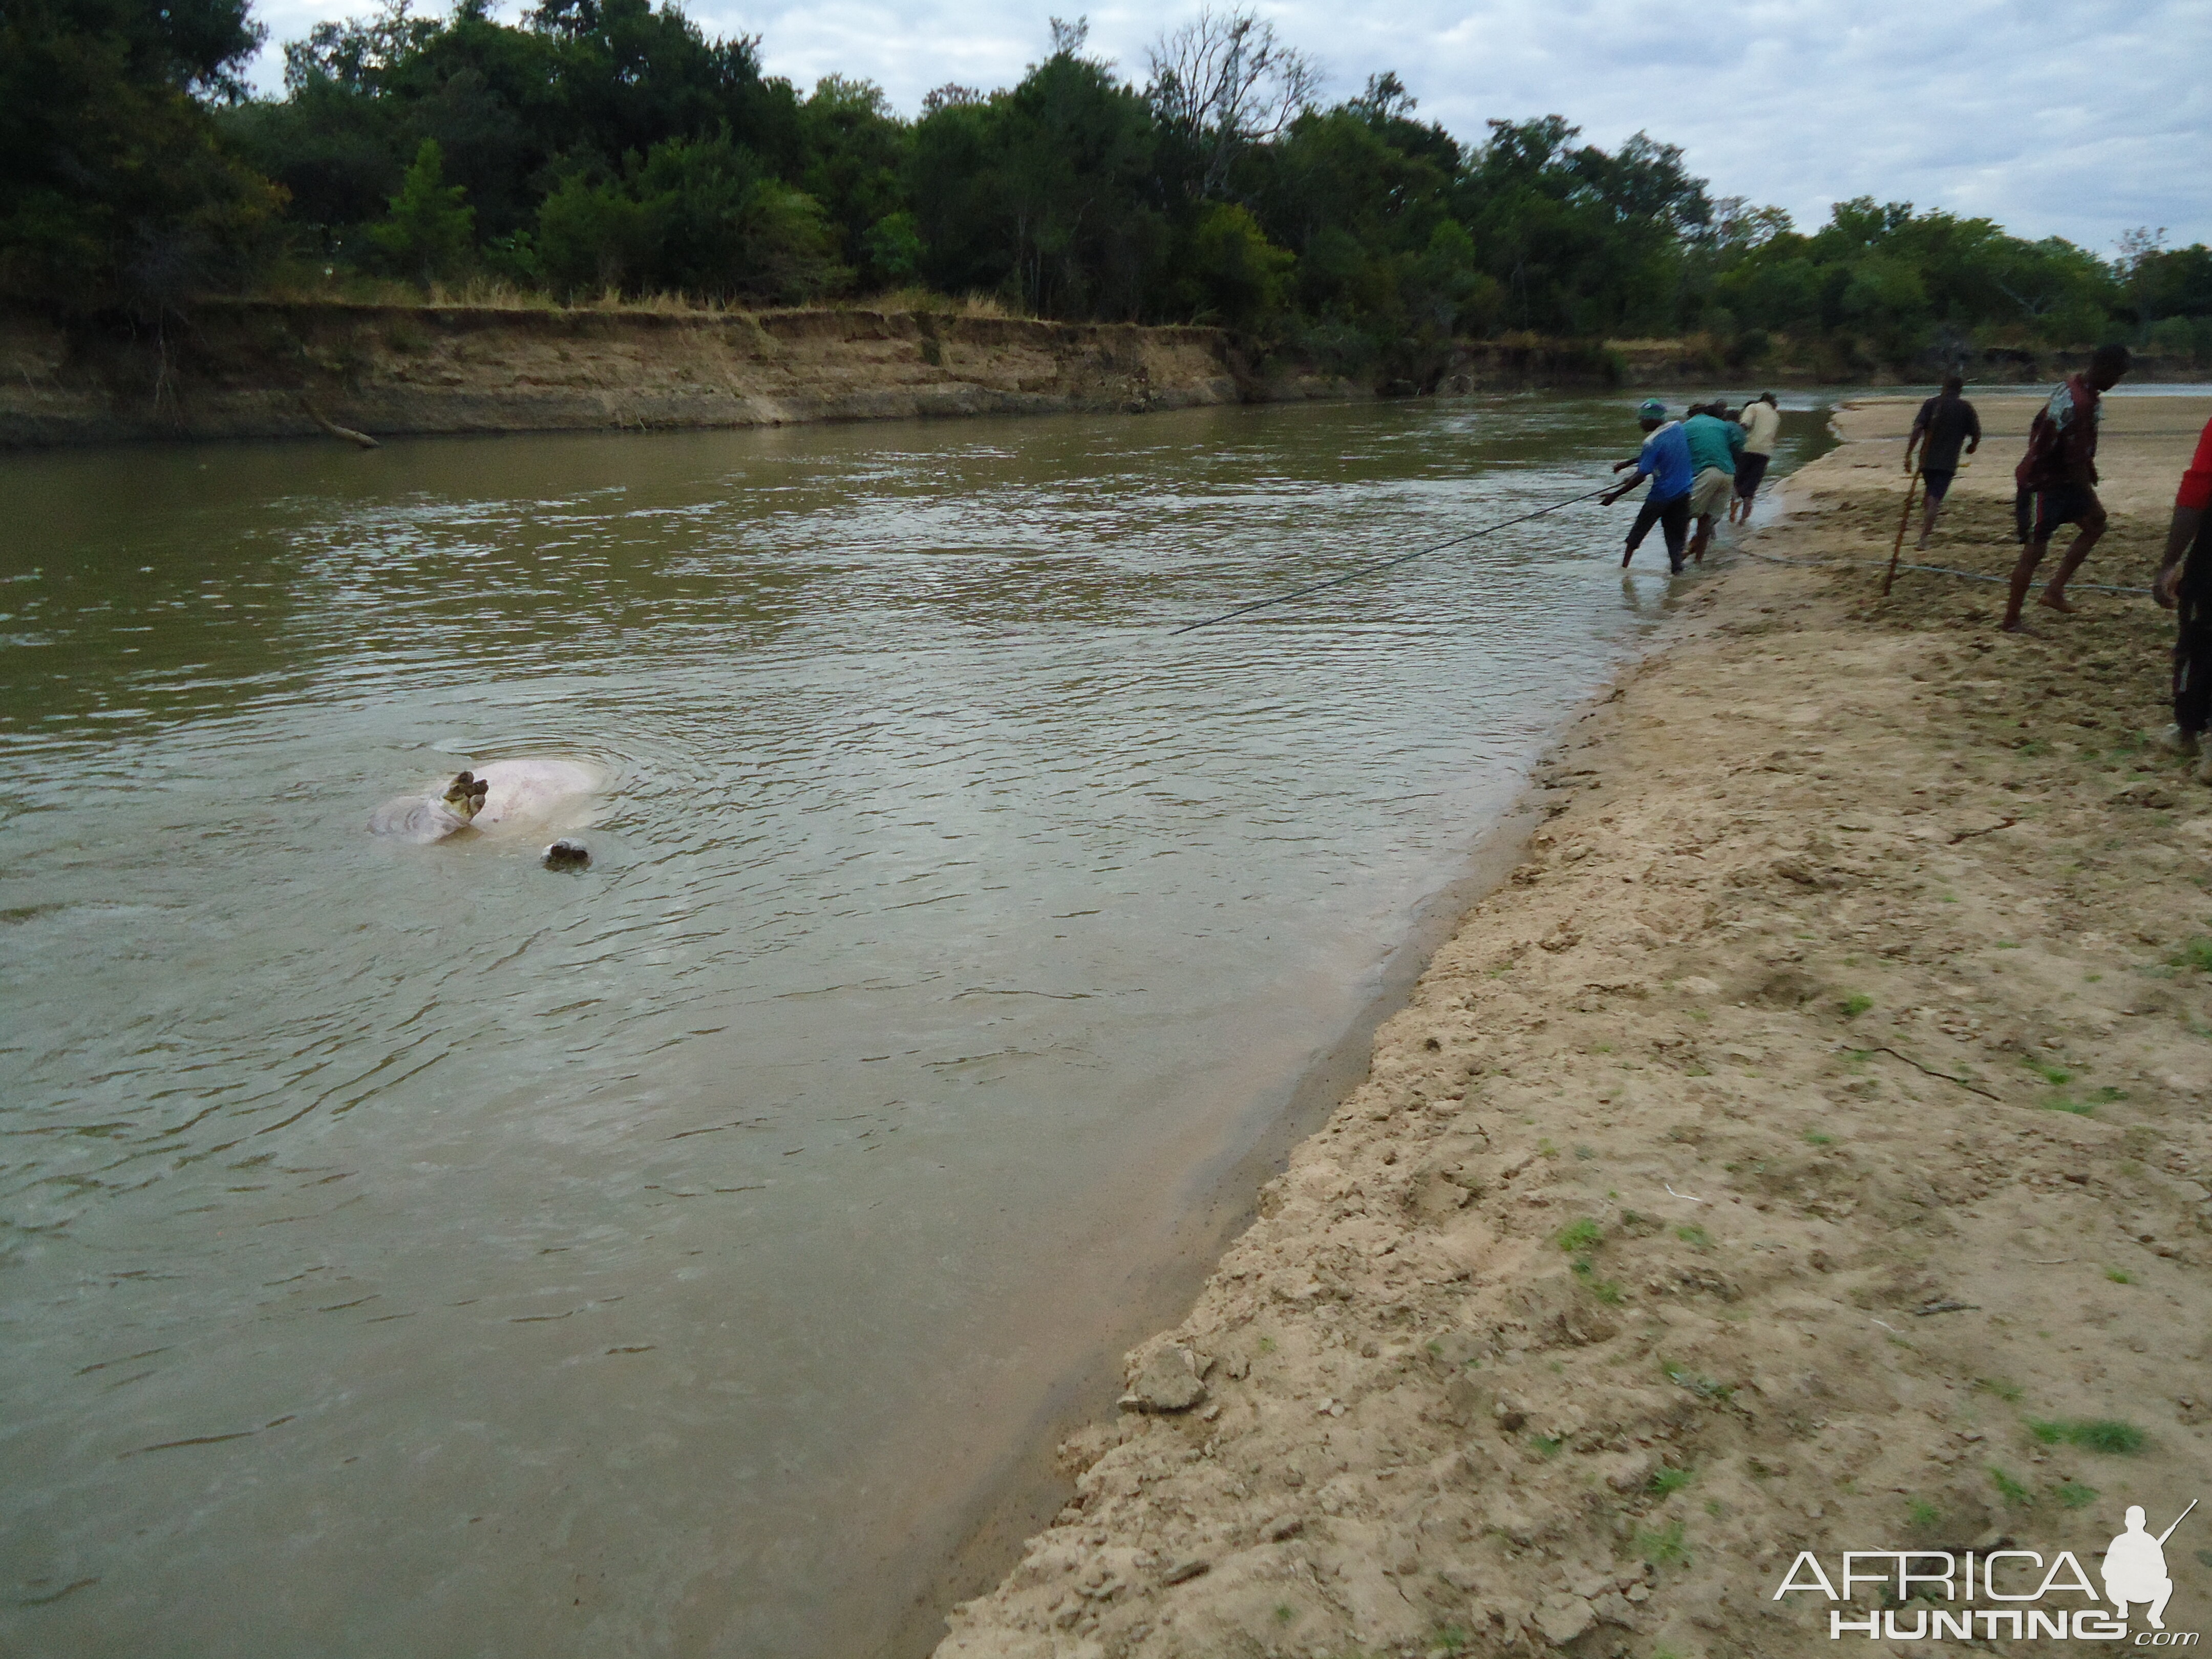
top-left (1882, 466), bottom-right (1920, 595)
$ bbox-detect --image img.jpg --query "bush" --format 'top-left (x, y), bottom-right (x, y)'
top-left (537, 175), bottom-right (663, 296)
top-left (1176, 201), bottom-right (1294, 327)
top-left (536, 136), bottom-right (848, 304)
top-left (2148, 316), bottom-right (2212, 366)
top-left (1726, 327), bottom-right (1771, 367)
top-left (863, 211), bottom-right (923, 284)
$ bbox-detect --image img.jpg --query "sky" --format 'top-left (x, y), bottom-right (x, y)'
top-left (242, 0), bottom-right (2211, 256)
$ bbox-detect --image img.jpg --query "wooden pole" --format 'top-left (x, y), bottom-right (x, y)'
top-left (1882, 466), bottom-right (1920, 595)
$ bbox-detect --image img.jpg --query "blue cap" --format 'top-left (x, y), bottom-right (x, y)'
top-left (1637, 399), bottom-right (1668, 419)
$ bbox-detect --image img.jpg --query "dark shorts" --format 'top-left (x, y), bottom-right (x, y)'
top-left (2176, 513), bottom-right (2212, 734)
top-left (1920, 467), bottom-right (1955, 501)
top-left (1626, 491), bottom-right (1691, 569)
top-left (1733, 452), bottom-right (1771, 498)
top-left (2014, 482), bottom-right (2103, 544)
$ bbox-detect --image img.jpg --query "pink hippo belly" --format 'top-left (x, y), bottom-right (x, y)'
top-left (464, 758), bottom-right (602, 830)
top-left (370, 757), bottom-right (602, 842)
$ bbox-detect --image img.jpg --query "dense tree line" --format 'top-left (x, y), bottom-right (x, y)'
top-left (6, 0), bottom-right (2210, 371)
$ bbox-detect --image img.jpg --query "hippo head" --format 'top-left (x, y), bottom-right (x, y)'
top-left (443, 771), bottom-right (490, 822)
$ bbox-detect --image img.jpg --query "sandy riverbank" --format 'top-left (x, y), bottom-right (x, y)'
top-left (929, 395), bottom-right (2212, 1659)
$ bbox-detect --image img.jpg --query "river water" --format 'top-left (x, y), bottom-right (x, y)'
top-left (0, 394), bottom-right (1826, 1656)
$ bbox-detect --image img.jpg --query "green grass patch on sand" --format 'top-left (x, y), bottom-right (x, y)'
top-left (1556, 1218), bottom-right (1603, 1253)
top-left (2027, 1418), bottom-right (2145, 1455)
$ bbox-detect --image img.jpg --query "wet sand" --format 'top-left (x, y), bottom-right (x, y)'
top-left (931, 395), bottom-right (2212, 1658)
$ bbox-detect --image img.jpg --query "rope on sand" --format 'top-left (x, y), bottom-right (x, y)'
top-left (1734, 544), bottom-right (2154, 598)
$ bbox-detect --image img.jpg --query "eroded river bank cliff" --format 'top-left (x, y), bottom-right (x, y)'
top-left (18, 302), bottom-right (2183, 450)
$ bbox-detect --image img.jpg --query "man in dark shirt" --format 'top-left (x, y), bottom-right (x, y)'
top-left (1904, 375), bottom-right (1980, 548)
top-left (2004, 343), bottom-right (2131, 632)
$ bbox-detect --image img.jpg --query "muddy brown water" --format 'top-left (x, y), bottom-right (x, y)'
top-left (1, 395), bottom-right (1830, 1655)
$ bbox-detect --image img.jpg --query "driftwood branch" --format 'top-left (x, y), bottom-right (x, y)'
top-left (300, 398), bottom-right (380, 449)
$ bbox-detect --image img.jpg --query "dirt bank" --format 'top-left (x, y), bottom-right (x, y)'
top-left (2, 304), bottom-right (1752, 449)
top-left (0, 302), bottom-right (1263, 446)
top-left (7, 301), bottom-right (2035, 450)
top-left (930, 397), bottom-right (2212, 1659)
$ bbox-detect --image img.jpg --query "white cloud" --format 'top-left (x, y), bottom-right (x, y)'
top-left (240, 0), bottom-right (2211, 253)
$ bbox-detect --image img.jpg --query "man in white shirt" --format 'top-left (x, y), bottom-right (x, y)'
top-left (1731, 393), bottom-right (1781, 524)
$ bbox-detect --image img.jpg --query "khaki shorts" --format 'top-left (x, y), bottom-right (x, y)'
top-left (1690, 466), bottom-right (1733, 519)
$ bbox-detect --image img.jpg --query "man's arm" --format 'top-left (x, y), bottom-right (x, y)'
top-left (2155, 420), bottom-right (2212, 605)
top-left (2153, 507), bottom-right (2203, 608)
top-left (1965, 402), bottom-right (1981, 453)
top-left (1601, 468), bottom-right (1648, 506)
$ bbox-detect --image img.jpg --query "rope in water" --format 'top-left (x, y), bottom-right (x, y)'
top-left (1168, 483), bottom-right (1617, 635)
top-left (1169, 475), bottom-right (2160, 635)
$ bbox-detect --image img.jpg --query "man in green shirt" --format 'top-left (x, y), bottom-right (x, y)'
top-left (1682, 401), bottom-right (1747, 563)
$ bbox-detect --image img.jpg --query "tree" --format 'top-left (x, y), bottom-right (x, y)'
top-left (1145, 6), bottom-right (1317, 200)
top-left (2, 0), bottom-right (284, 310)
top-left (798, 76), bottom-right (911, 286)
top-left (368, 137), bottom-right (476, 282)
top-left (909, 30), bottom-right (1163, 317)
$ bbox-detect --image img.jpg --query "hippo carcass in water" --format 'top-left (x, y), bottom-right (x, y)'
top-left (369, 757), bottom-right (602, 844)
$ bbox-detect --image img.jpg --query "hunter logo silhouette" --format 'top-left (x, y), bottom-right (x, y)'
top-left (2105, 1499), bottom-right (2196, 1629)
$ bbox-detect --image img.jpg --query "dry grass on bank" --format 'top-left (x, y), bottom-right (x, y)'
top-left (233, 271), bottom-right (1027, 321)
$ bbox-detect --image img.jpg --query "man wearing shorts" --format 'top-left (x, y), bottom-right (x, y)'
top-left (2151, 411), bottom-right (2212, 784)
top-left (1603, 399), bottom-right (1693, 573)
top-left (1682, 400), bottom-right (1746, 562)
top-left (2004, 343), bottom-right (2131, 631)
top-left (1731, 393), bottom-right (1779, 524)
top-left (1904, 375), bottom-right (1980, 548)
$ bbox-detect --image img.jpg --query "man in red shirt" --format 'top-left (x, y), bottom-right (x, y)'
top-left (2003, 343), bottom-right (2132, 632)
top-left (2152, 412), bottom-right (2212, 785)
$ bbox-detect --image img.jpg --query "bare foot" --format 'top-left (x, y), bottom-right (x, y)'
top-left (1915, 536), bottom-right (1930, 551)
top-left (2000, 619), bottom-right (2037, 636)
top-left (2038, 591), bottom-right (2077, 614)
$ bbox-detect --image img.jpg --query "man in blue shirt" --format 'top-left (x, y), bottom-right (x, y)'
top-left (1682, 400), bottom-right (1747, 562)
top-left (1603, 399), bottom-right (1693, 573)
